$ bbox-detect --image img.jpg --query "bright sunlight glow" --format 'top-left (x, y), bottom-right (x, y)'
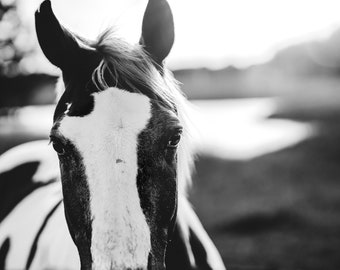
top-left (22, 0), bottom-right (340, 69)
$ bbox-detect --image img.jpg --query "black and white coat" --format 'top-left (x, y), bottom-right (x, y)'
top-left (0, 141), bottom-right (225, 269)
top-left (0, 0), bottom-right (226, 268)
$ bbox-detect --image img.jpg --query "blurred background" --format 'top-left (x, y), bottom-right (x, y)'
top-left (1, 0), bottom-right (340, 269)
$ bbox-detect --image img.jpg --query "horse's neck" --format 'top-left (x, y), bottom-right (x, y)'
top-left (166, 196), bottom-right (226, 270)
top-left (0, 140), bottom-right (78, 269)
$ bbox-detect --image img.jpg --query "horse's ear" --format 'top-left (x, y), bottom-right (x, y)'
top-left (35, 0), bottom-right (79, 69)
top-left (140, 0), bottom-right (174, 66)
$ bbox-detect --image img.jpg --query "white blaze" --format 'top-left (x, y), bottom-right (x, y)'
top-left (59, 88), bottom-right (152, 269)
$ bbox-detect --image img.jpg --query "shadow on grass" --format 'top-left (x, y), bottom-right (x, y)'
top-left (216, 209), bottom-right (306, 235)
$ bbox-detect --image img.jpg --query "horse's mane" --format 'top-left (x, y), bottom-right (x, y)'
top-left (59, 29), bottom-right (194, 195)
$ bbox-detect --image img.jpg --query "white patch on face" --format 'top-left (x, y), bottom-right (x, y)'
top-left (58, 88), bottom-right (152, 269)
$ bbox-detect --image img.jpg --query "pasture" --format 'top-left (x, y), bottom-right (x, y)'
top-left (191, 102), bottom-right (340, 270)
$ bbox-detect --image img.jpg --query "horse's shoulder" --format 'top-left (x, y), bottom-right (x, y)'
top-left (0, 140), bottom-right (60, 223)
top-left (166, 196), bottom-right (226, 270)
top-left (0, 141), bottom-right (69, 269)
top-left (0, 140), bottom-right (58, 178)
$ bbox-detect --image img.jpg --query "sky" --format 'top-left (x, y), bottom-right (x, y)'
top-left (21, 0), bottom-right (340, 70)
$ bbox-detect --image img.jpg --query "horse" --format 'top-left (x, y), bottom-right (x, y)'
top-left (0, 0), bottom-right (226, 269)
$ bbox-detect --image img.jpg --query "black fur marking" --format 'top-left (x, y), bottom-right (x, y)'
top-left (165, 223), bottom-right (195, 270)
top-left (140, 0), bottom-right (174, 66)
top-left (35, 1), bottom-right (100, 120)
top-left (0, 162), bottom-right (55, 223)
top-left (54, 80), bottom-right (95, 120)
top-left (136, 102), bottom-right (179, 269)
top-left (53, 56), bottom-right (99, 120)
top-left (58, 141), bottom-right (92, 269)
top-left (189, 228), bottom-right (213, 270)
top-left (0, 238), bottom-right (10, 270)
top-left (35, 0), bottom-right (100, 73)
top-left (25, 200), bottom-right (62, 270)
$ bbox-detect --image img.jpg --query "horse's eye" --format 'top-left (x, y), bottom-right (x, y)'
top-left (52, 141), bottom-right (66, 155)
top-left (167, 132), bottom-right (181, 148)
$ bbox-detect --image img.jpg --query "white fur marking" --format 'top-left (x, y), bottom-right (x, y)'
top-left (29, 202), bottom-right (79, 270)
top-left (59, 88), bottom-right (152, 269)
top-left (64, 102), bottom-right (72, 115)
top-left (0, 140), bottom-right (59, 183)
top-left (179, 196), bottom-right (226, 270)
top-left (0, 183), bottom-right (61, 269)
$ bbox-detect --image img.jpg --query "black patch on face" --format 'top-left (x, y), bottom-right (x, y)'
top-left (25, 200), bottom-right (62, 270)
top-left (54, 81), bottom-right (95, 121)
top-left (57, 140), bottom-right (92, 269)
top-left (0, 162), bottom-right (55, 223)
top-left (53, 49), bottom-right (100, 121)
top-left (0, 237), bottom-right (10, 270)
top-left (136, 101), bottom-right (179, 269)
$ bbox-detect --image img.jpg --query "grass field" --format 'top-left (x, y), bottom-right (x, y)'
top-left (190, 106), bottom-right (340, 270)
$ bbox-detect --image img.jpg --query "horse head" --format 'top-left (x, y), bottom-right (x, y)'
top-left (35, 0), bottom-right (189, 269)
